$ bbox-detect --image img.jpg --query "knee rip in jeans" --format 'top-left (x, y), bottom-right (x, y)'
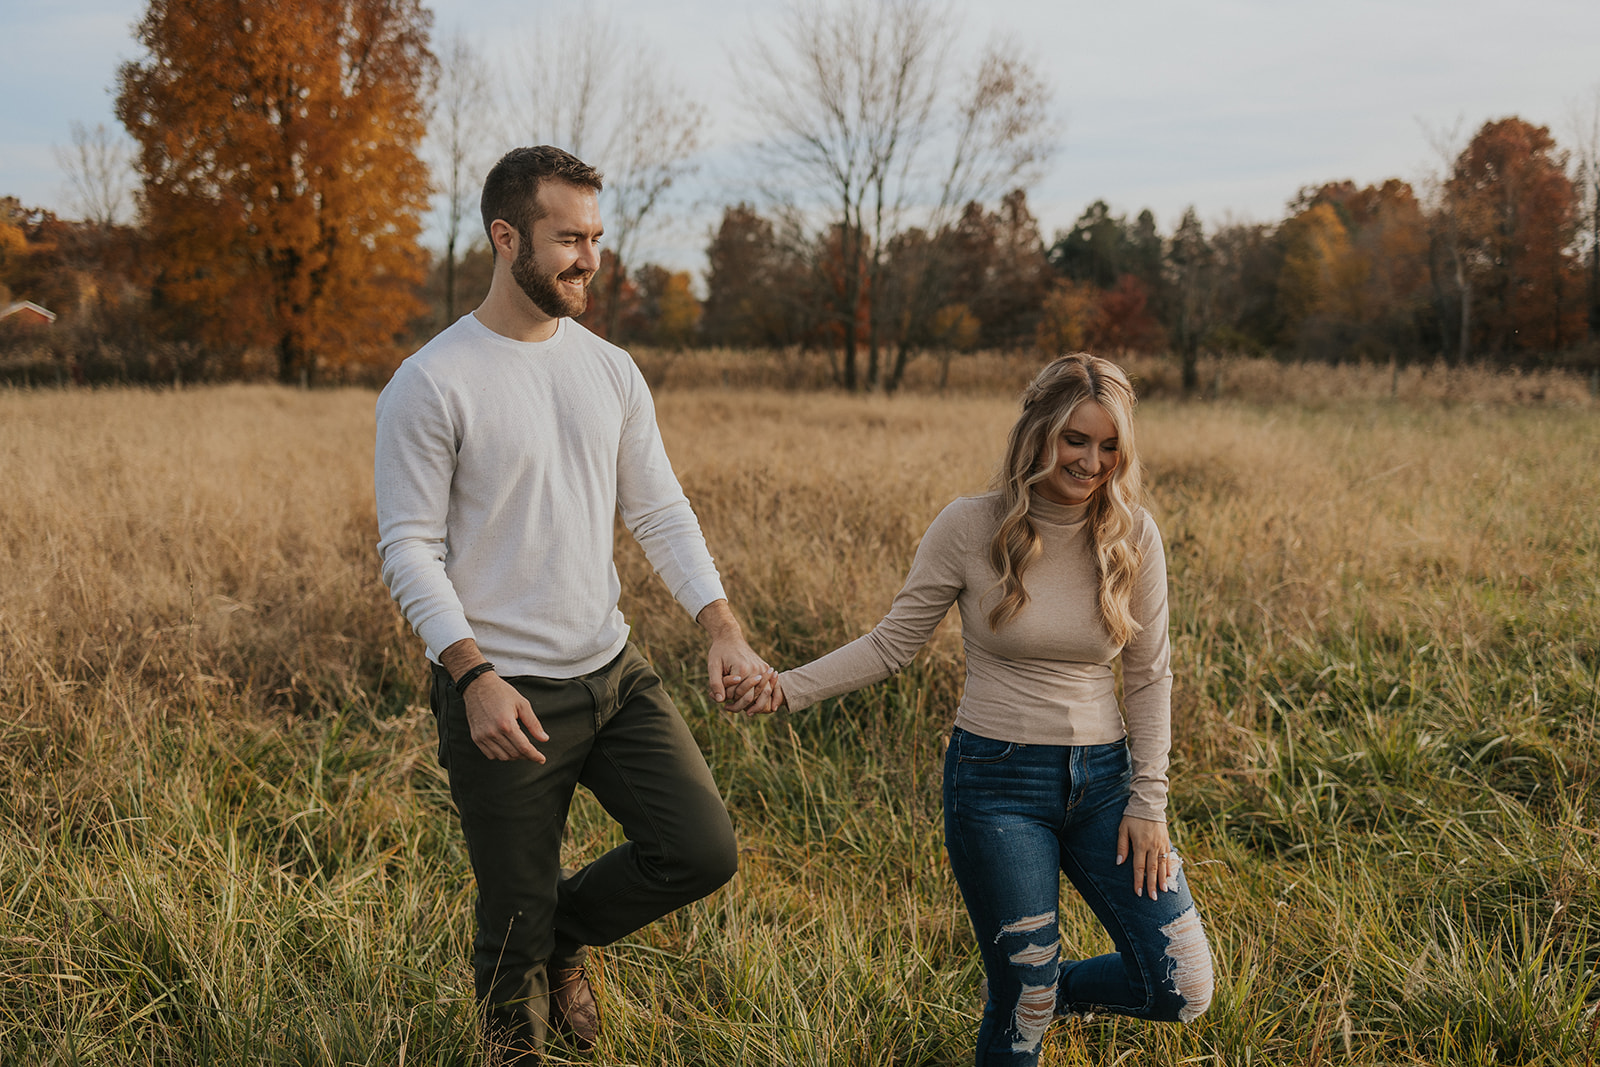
top-left (998, 911), bottom-right (1055, 936)
top-left (1007, 938), bottom-right (1060, 969)
top-left (1012, 981), bottom-right (1057, 1052)
top-left (996, 911), bottom-right (1060, 1052)
top-left (1160, 906), bottom-right (1214, 1022)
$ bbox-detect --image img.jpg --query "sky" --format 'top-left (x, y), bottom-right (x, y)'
top-left (4, 0), bottom-right (1599, 275)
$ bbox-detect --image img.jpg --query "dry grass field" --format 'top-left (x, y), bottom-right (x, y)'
top-left (1, 363), bottom-right (1598, 1065)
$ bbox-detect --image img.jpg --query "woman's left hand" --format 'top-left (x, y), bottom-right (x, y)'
top-left (1116, 815), bottom-right (1173, 900)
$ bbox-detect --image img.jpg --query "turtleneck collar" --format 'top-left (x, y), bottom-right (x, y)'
top-left (1027, 492), bottom-right (1093, 527)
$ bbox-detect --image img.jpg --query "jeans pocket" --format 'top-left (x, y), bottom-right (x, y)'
top-left (954, 728), bottom-right (1018, 765)
top-left (1082, 736), bottom-right (1131, 793)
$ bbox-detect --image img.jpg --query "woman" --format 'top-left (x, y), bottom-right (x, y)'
top-left (764, 354), bottom-right (1213, 1064)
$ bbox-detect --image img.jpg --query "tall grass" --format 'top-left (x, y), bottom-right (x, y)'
top-left (631, 347), bottom-right (1600, 408)
top-left (1, 372), bottom-right (1596, 1065)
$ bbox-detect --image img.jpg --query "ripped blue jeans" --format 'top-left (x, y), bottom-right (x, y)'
top-left (943, 728), bottom-right (1214, 1065)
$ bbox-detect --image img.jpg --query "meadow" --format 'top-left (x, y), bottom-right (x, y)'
top-left (1, 359), bottom-right (1597, 1065)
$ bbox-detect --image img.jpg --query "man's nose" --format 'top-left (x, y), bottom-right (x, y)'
top-left (576, 240), bottom-right (600, 272)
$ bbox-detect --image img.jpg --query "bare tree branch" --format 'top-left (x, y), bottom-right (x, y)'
top-left (937, 38), bottom-right (1056, 224)
top-left (1566, 84), bottom-right (1600, 339)
top-left (738, 0), bottom-right (1056, 389)
top-left (54, 121), bottom-right (133, 229)
top-left (737, 2), bottom-right (1057, 388)
top-left (511, 11), bottom-right (704, 335)
top-left (1419, 117), bottom-right (1473, 362)
top-left (429, 32), bottom-right (495, 324)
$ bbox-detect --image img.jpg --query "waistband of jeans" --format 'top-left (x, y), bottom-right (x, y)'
top-left (430, 642), bottom-right (633, 686)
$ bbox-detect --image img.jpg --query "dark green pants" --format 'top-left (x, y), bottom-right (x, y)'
top-left (430, 643), bottom-right (738, 1049)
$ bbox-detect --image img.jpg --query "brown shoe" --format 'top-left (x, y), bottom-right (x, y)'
top-left (549, 961), bottom-right (600, 1053)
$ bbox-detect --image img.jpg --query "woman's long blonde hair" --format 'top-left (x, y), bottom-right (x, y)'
top-left (987, 353), bottom-right (1145, 645)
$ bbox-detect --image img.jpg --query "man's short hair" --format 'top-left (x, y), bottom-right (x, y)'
top-left (480, 146), bottom-right (604, 246)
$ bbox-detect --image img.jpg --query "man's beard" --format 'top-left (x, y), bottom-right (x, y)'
top-left (511, 236), bottom-right (590, 319)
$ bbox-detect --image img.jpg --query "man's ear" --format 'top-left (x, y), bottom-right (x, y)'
top-left (489, 219), bottom-right (519, 264)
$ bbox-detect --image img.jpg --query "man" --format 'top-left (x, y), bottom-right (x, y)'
top-left (375, 145), bottom-right (777, 1062)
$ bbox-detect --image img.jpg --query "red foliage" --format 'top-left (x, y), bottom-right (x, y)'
top-left (1092, 274), bottom-right (1163, 353)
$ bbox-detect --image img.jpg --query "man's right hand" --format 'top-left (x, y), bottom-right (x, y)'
top-left (441, 637), bottom-right (549, 762)
top-left (464, 674), bottom-right (549, 762)
top-left (722, 672), bottom-right (785, 715)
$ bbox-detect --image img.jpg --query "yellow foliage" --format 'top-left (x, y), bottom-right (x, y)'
top-left (655, 271), bottom-right (703, 348)
top-left (1277, 202), bottom-right (1362, 326)
top-left (930, 303), bottom-right (980, 351)
top-left (0, 219), bottom-right (28, 290)
top-left (1034, 279), bottom-right (1101, 354)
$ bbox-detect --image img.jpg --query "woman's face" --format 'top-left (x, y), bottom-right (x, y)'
top-left (1035, 400), bottom-right (1120, 506)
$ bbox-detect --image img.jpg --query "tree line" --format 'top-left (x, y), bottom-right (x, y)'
top-left (694, 112), bottom-right (1600, 391)
top-left (2, 0), bottom-right (1597, 387)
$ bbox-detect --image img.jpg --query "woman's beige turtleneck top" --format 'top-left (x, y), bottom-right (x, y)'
top-left (777, 491), bottom-right (1174, 821)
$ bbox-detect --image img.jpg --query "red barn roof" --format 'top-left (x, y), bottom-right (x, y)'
top-left (1, 301), bottom-right (58, 326)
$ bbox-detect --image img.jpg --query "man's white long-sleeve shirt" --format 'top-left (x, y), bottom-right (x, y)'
top-left (375, 314), bottom-right (726, 678)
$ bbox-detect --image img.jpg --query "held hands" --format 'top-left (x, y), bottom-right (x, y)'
top-left (1116, 814), bottom-right (1177, 900)
top-left (698, 599), bottom-right (783, 716)
top-left (708, 652), bottom-right (784, 716)
top-left (720, 670), bottom-right (785, 716)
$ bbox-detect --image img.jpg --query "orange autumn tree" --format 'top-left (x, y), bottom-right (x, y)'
top-left (1447, 117), bottom-right (1585, 356)
top-left (1278, 180), bottom-right (1431, 360)
top-left (117, 0), bottom-right (435, 382)
top-left (1337, 180), bottom-right (1432, 350)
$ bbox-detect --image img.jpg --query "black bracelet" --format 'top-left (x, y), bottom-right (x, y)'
top-left (454, 661), bottom-right (497, 695)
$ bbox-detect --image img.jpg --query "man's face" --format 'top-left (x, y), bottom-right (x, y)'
top-left (508, 181), bottom-right (603, 320)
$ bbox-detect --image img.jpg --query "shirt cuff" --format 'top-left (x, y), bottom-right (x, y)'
top-left (677, 576), bottom-right (729, 622)
top-left (1123, 779), bottom-right (1170, 823)
top-left (417, 611), bottom-right (475, 665)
